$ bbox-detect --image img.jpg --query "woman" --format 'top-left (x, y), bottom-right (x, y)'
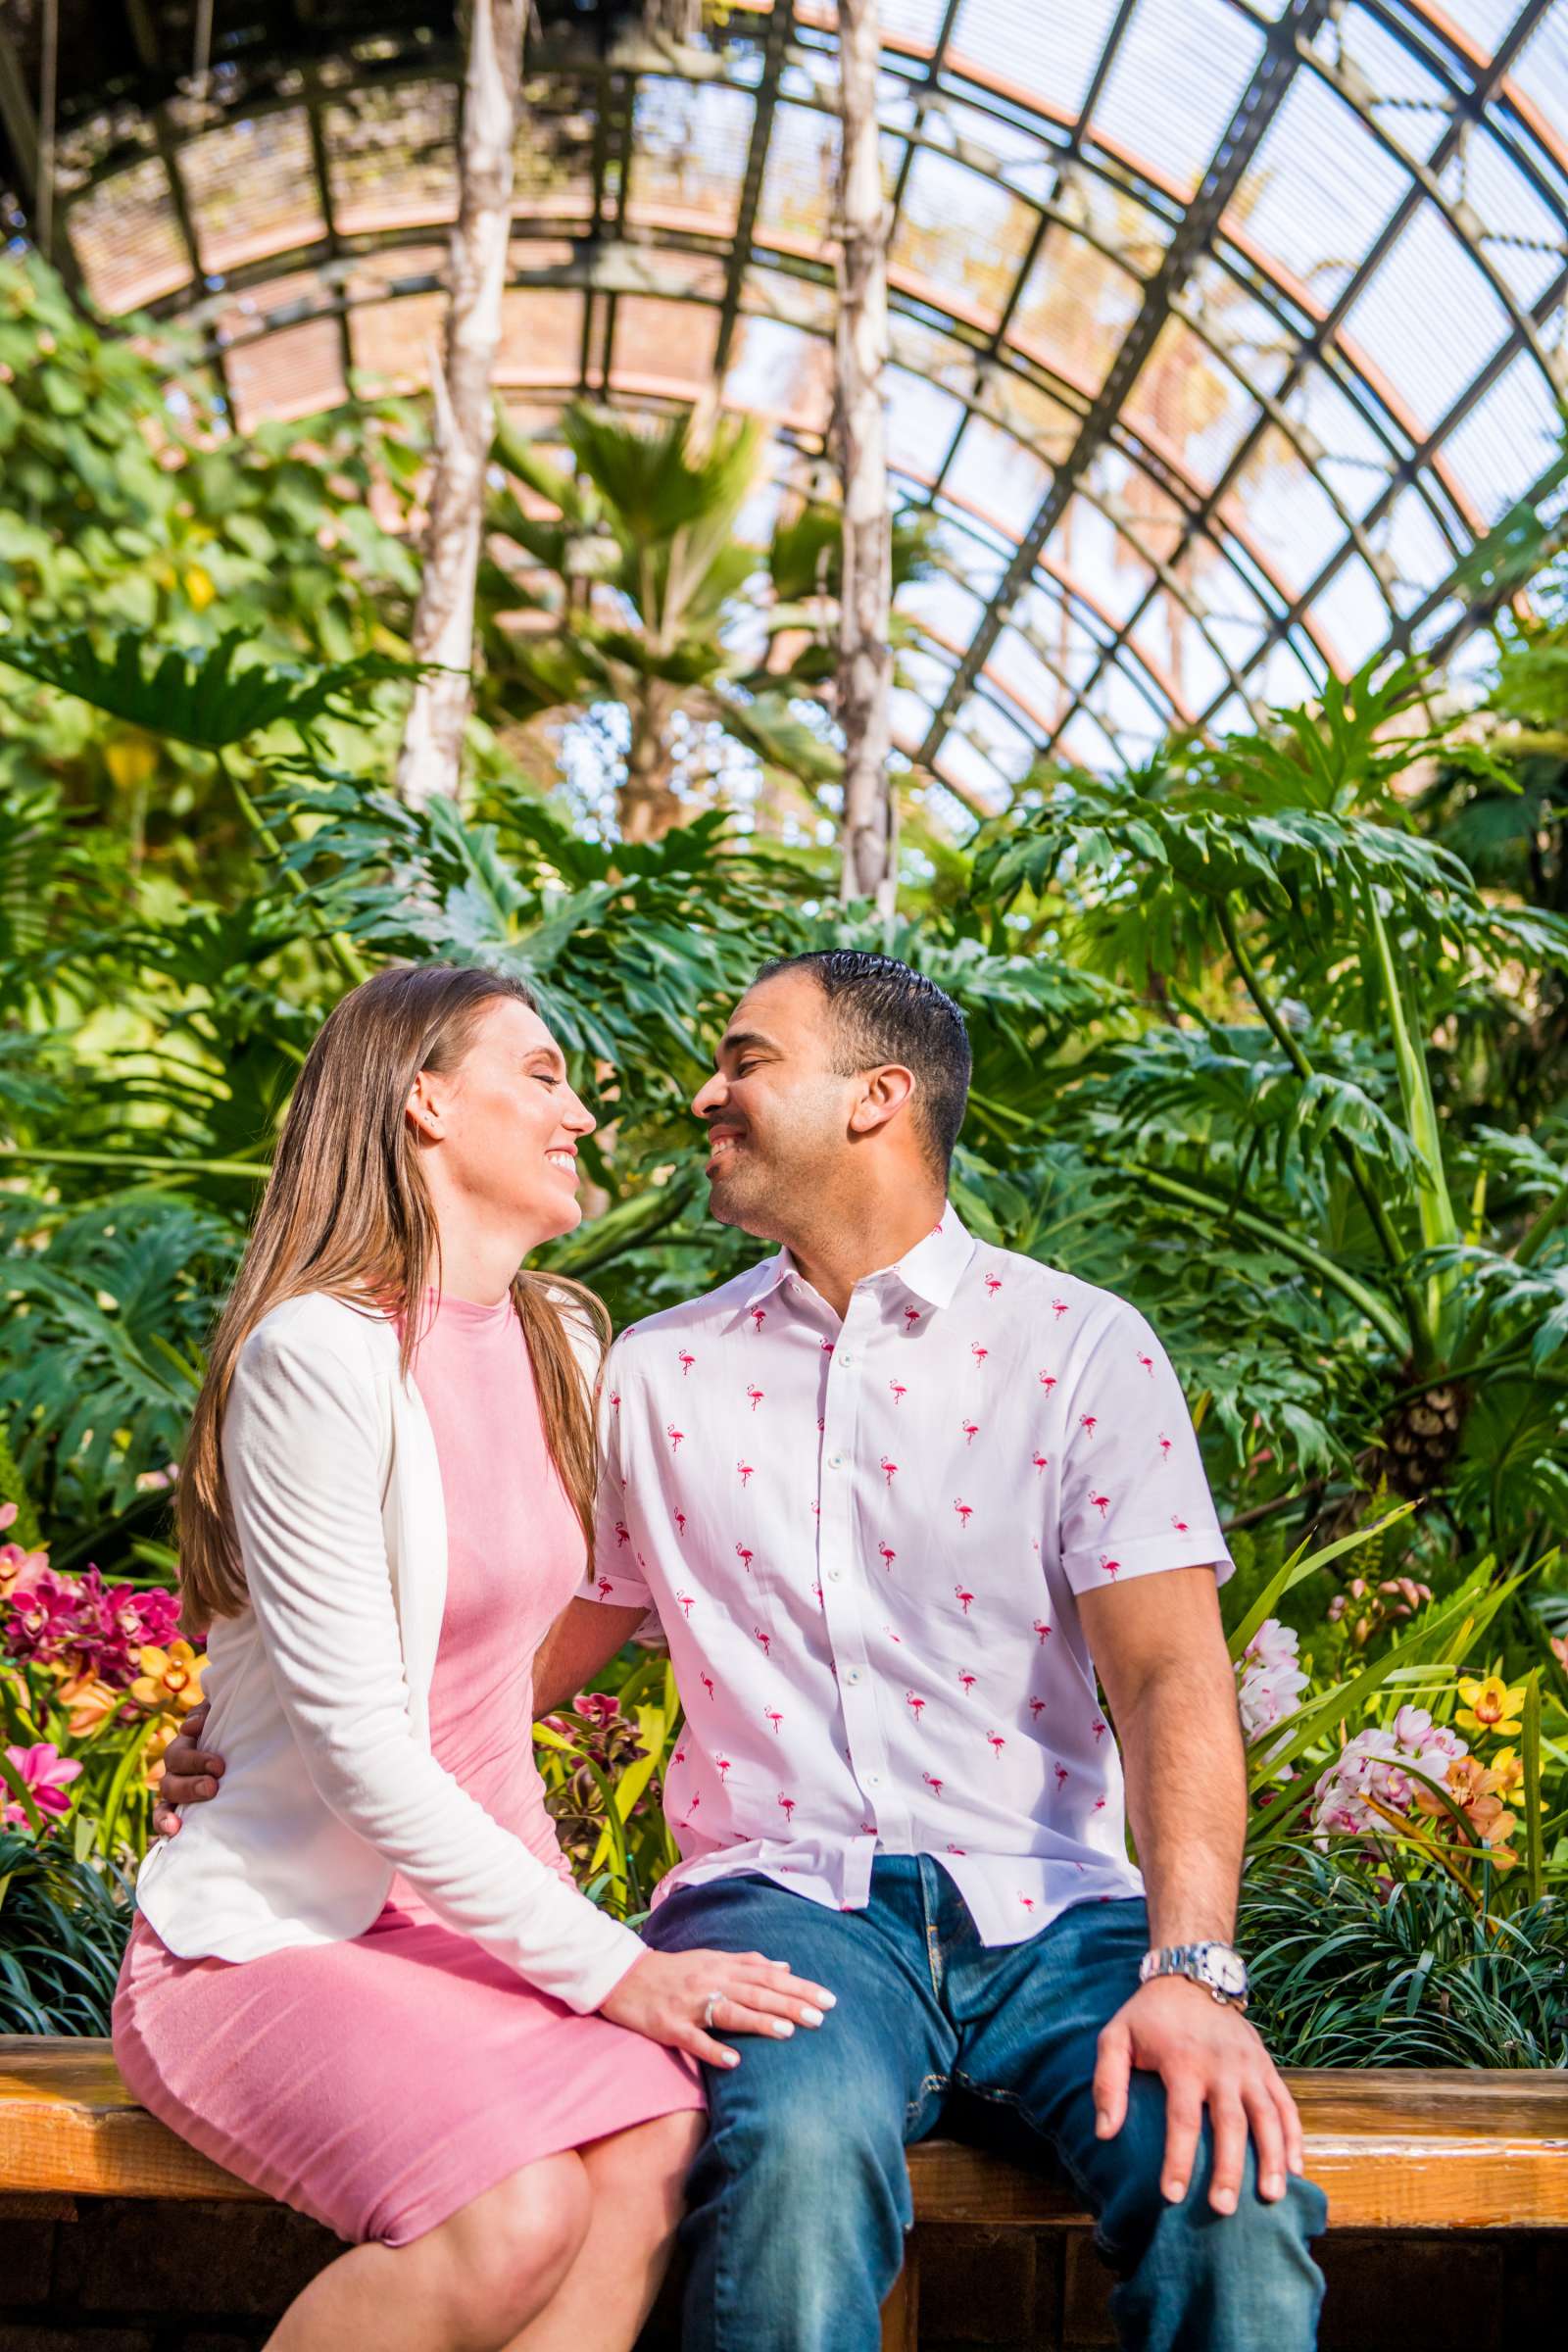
top-left (115, 962), bottom-right (832, 2352)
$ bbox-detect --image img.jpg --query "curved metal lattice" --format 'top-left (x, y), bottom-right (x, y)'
top-left (1, 0), bottom-right (1565, 807)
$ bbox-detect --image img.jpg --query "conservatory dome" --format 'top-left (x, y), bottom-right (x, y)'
top-left (0, 0), bottom-right (1564, 805)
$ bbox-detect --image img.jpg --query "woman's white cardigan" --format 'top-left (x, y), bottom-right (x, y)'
top-left (133, 1292), bottom-right (646, 2015)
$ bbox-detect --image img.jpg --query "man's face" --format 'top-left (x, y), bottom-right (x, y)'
top-left (690, 971), bottom-right (860, 1240)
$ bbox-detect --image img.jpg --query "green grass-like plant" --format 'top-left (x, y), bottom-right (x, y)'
top-left (0, 1830), bottom-right (131, 2034)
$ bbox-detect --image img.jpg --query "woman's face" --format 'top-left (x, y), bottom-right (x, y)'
top-left (409, 998), bottom-right (596, 1246)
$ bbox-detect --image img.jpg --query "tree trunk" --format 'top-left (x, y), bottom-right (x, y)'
top-left (620, 678), bottom-right (682, 843)
top-left (395, 0), bottom-right (526, 809)
top-left (834, 0), bottom-right (896, 916)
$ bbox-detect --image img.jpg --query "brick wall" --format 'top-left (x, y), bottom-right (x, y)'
top-left (0, 2199), bottom-right (1563, 2350)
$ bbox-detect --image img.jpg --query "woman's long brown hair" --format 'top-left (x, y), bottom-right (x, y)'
top-left (178, 962), bottom-right (609, 1625)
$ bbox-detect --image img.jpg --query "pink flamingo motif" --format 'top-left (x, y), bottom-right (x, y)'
top-left (883, 1625), bottom-right (904, 1644)
top-left (1091, 1491), bottom-right (1111, 1519)
top-left (1018, 1891), bottom-right (1037, 1912)
top-left (1099, 1553), bottom-right (1121, 1581)
top-left (1054, 1762), bottom-right (1070, 1792)
top-left (675, 1591), bottom-right (697, 1619)
top-left (984, 1274), bottom-right (1003, 1298)
top-left (971, 1344), bottom-right (989, 1369)
top-left (737, 1459), bottom-right (756, 1487)
top-left (1091, 1717), bottom-right (1107, 1743)
top-left (754, 1626), bottom-right (772, 1658)
top-left (1138, 1350), bottom-right (1154, 1377)
top-left (672, 1746), bottom-right (687, 1769)
top-left (1171, 1512), bottom-right (1190, 1535)
top-left (715, 1756), bottom-right (732, 1781)
top-left (597, 1577), bottom-right (614, 1602)
top-left (1094, 1796), bottom-right (1106, 1813)
top-left (763, 1707), bottom-right (783, 1737)
top-left (700, 1672), bottom-right (715, 1700)
top-left (749, 1305), bottom-right (767, 1335)
top-left (735, 1542), bottom-right (755, 1573)
top-left (1031, 1450), bottom-right (1049, 1474)
top-left (958, 1670), bottom-right (978, 1695)
top-left (904, 1305), bottom-right (921, 1332)
top-left (947, 1843), bottom-right (967, 1856)
top-left (609, 1390), bottom-right (621, 1416)
top-left (954, 1497), bottom-right (974, 1532)
top-left (816, 1418), bottom-right (825, 1435)
top-left (986, 1731), bottom-right (1006, 1761)
top-left (673, 1508), bottom-right (687, 1539)
top-left (1029, 1695), bottom-right (1047, 1723)
top-left (906, 1690), bottom-right (927, 1725)
top-left (889, 1380), bottom-right (907, 1405)
top-left (746, 1385), bottom-right (764, 1413)
top-left (613, 1519), bottom-right (631, 1548)
top-left (1052, 1298), bottom-right (1069, 1320)
top-left (820, 1337), bottom-right (835, 1355)
top-left (678, 1349), bottom-right (695, 1377)
top-left (1039, 1369), bottom-right (1057, 1394)
top-left (777, 1792), bottom-right (797, 1827)
top-left (879, 1456), bottom-right (899, 1487)
top-left (955, 1582), bottom-right (976, 1614)
top-left (665, 1423), bottom-right (684, 1452)
top-left (811, 1582), bottom-right (824, 1608)
top-left (1032, 1619), bottom-right (1054, 1644)
top-left (1157, 1432), bottom-right (1172, 1463)
top-left (922, 1772), bottom-right (945, 1797)
top-left (1080, 1413), bottom-right (1099, 1438)
top-left (878, 1543), bottom-right (897, 1572)
top-left (961, 1418), bottom-right (980, 1446)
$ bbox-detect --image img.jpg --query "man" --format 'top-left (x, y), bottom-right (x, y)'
top-left (161, 950), bottom-right (1326, 2351)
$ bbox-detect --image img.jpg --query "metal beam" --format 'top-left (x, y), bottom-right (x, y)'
top-left (916, 0), bottom-right (1330, 770)
top-left (710, 0), bottom-right (792, 381)
top-left (0, 16), bottom-right (83, 292)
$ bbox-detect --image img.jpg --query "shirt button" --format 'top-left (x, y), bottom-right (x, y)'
top-left (844, 1666), bottom-right (862, 1686)
top-left (838, 1351), bottom-right (854, 1368)
top-left (865, 1773), bottom-right (883, 1788)
top-left (827, 1450), bottom-right (846, 1469)
top-left (827, 1567), bottom-right (845, 1583)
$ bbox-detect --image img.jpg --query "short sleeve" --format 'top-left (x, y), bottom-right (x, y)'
top-left (1057, 1303), bottom-right (1232, 1596)
top-left (576, 1339), bottom-right (658, 1616)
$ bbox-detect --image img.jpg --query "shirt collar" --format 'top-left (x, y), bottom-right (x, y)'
top-left (733, 1204), bottom-right (974, 1321)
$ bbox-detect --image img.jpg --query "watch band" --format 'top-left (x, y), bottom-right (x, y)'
top-left (1139, 1941), bottom-right (1250, 2008)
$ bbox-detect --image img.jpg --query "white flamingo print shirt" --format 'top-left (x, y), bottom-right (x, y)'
top-left (579, 1206), bottom-right (1233, 1944)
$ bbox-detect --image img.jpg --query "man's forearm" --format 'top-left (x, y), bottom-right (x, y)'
top-left (1118, 1663), bottom-right (1247, 1948)
top-left (532, 1598), bottom-right (646, 1717)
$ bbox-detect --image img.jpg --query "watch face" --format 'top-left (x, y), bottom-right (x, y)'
top-left (1208, 1947), bottom-right (1249, 1996)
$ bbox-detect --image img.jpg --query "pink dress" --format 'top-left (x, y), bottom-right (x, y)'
top-left (113, 1291), bottom-right (702, 2247)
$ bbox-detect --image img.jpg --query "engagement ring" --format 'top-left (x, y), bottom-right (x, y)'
top-left (704, 1990), bottom-right (723, 2031)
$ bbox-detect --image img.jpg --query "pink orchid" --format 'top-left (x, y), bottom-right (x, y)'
top-left (3, 1741), bottom-right (82, 1827)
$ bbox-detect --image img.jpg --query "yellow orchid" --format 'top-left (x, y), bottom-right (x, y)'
top-left (142, 1717), bottom-right (179, 1788)
top-left (129, 1640), bottom-right (206, 1718)
top-left (56, 1671), bottom-right (121, 1738)
top-left (1454, 1673), bottom-right (1527, 1740)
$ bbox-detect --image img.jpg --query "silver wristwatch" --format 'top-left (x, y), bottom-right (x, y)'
top-left (1139, 1941), bottom-right (1250, 2010)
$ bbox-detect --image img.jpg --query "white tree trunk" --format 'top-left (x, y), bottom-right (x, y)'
top-left (395, 0), bottom-right (526, 809)
top-left (834, 0), bottom-right (896, 915)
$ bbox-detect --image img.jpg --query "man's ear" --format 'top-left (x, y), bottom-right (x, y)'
top-left (849, 1064), bottom-right (915, 1138)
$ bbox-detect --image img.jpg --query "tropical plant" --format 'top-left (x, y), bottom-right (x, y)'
top-left (0, 1829), bottom-right (131, 2035)
top-left (970, 660), bottom-right (1568, 1569)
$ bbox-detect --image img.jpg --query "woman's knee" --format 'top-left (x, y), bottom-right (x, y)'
top-left (436, 2154), bottom-right (593, 2348)
top-left (586, 2107), bottom-right (706, 2218)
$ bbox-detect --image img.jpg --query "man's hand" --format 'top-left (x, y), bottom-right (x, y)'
top-left (1093, 1975), bottom-right (1302, 2215)
top-left (151, 1700), bottom-right (223, 1836)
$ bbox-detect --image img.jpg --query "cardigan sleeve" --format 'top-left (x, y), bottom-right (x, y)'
top-left (222, 1317), bottom-right (646, 2015)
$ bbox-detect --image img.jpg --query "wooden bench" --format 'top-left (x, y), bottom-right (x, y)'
top-left (3, 2039), bottom-right (1566, 2351)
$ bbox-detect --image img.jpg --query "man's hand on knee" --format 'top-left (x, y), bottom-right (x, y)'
top-left (1092, 1977), bottom-right (1304, 2218)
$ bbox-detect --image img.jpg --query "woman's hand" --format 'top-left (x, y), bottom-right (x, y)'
top-left (150, 1700), bottom-right (224, 1836)
top-left (599, 1946), bottom-right (835, 2069)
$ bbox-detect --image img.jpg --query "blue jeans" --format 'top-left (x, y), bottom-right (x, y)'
top-left (643, 1859), bottom-right (1326, 2352)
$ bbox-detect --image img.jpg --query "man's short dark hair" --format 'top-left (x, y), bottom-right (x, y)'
top-left (754, 950), bottom-right (971, 1175)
